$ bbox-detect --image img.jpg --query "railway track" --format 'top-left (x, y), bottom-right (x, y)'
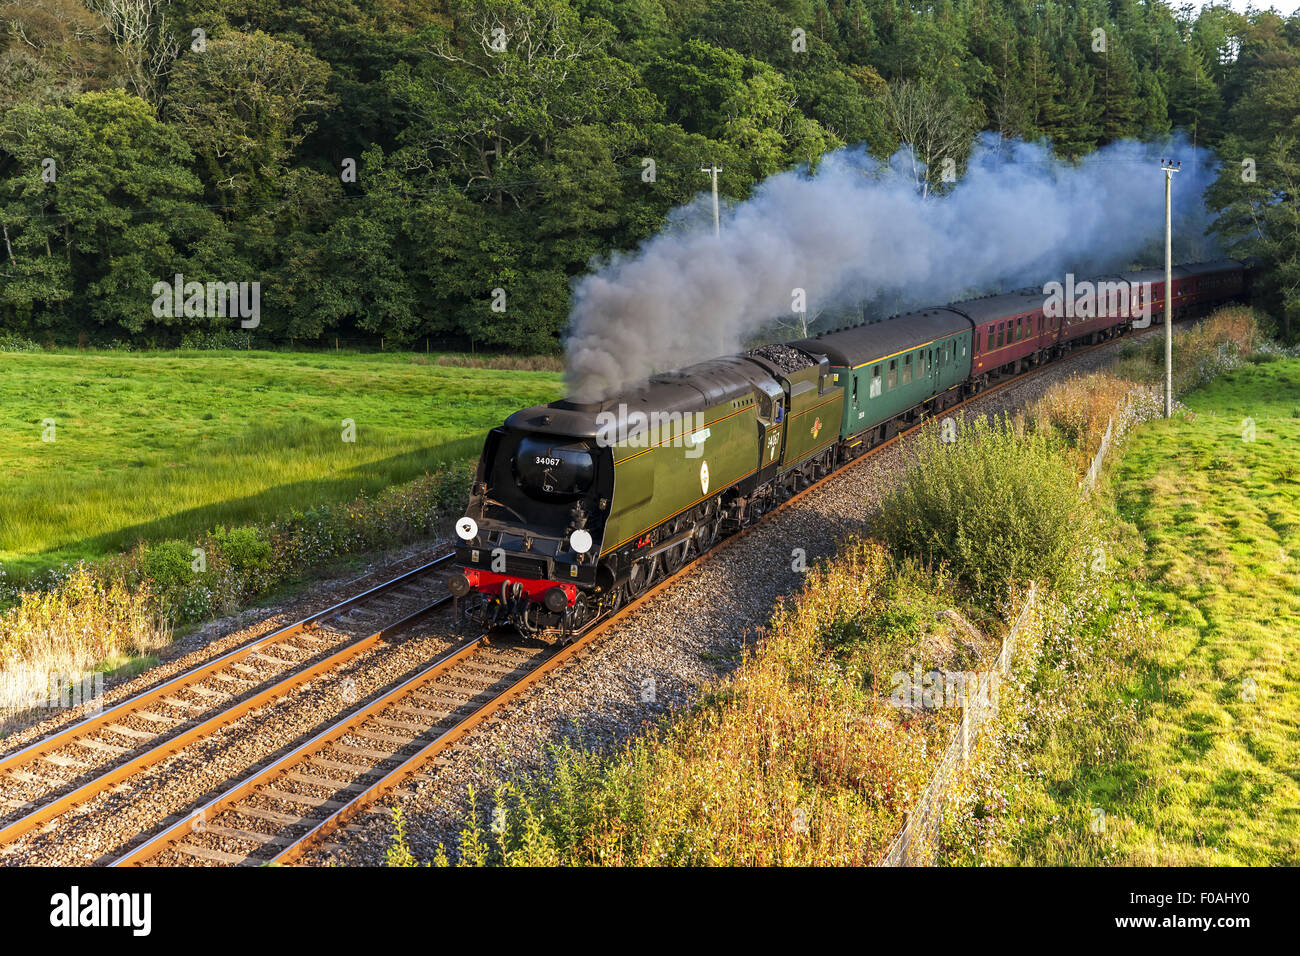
top-left (3, 328), bottom-right (1146, 866)
top-left (110, 329), bottom-right (1140, 866)
top-left (113, 558), bottom-right (708, 866)
top-left (0, 557), bottom-right (456, 854)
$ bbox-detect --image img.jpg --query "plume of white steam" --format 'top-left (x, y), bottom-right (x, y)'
top-left (564, 133), bottom-right (1220, 400)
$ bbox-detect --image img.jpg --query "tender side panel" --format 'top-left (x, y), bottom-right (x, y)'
top-left (780, 366), bottom-right (844, 469)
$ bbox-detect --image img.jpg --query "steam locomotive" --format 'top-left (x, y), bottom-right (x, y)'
top-left (445, 259), bottom-right (1249, 639)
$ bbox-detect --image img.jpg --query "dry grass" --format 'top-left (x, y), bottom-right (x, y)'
top-left (1021, 372), bottom-right (1140, 474)
top-left (0, 566), bottom-right (170, 727)
top-left (402, 543), bottom-right (1002, 866)
top-left (1114, 306), bottom-right (1263, 391)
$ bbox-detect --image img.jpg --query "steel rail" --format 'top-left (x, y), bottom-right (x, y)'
top-left (111, 632), bottom-right (490, 866)
top-left (0, 598), bottom-right (452, 847)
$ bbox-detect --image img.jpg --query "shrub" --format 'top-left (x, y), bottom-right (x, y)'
top-left (0, 332), bottom-right (41, 352)
top-left (873, 416), bottom-right (1100, 601)
top-left (140, 539), bottom-right (197, 589)
top-left (213, 525), bottom-right (272, 575)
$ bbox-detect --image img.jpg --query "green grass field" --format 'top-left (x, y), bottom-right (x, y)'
top-left (1105, 357), bottom-right (1300, 863)
top-left (1086, 358), bottom-right (1300, 868)
top-left (0, 350), bottom-right (564, 582)
top-left (933, 351), bottom-right (1299, 867)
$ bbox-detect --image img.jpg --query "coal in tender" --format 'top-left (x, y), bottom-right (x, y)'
top-left (747, 343), bottom-right (816, 373)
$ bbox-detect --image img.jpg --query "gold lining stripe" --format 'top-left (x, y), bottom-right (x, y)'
top-left (614, 405), bottom-right (749, 467)
top-left (849, 336), bottom-right (944, 370)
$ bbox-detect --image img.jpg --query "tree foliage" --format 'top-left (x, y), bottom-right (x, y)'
top-left (0, 0), bottom-right (1297, 346)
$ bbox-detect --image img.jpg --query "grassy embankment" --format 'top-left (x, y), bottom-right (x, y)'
top-left (391, 307), bottom-right (1297, 867)
top-left (0, 348), bottom-right (563, 725)
top-left (936, 314), bottom-right (1299, 865)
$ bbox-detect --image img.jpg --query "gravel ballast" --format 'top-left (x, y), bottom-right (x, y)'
top-left (0, 337), bottom-right (1134, 867)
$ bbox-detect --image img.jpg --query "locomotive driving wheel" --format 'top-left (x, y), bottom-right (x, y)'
top-left (626, 558), bottom-right (650, 597)
top-left (604, 583), bottom-right (626, 615)
top-left (660, 520), bottom-right (690, 573)
top-left (693, 517), bottom-right (717, 554)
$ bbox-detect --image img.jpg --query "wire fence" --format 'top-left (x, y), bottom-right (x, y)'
top-left (877, 582), bottom-right (1038, 867)
top-left (1079, 415), bottom-right (1116, 496)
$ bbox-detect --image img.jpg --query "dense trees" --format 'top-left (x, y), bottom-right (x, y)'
top-left (1206, 10), bottom-right (1300, 339)
top-left (0, 0), bottom-right (1297, 347)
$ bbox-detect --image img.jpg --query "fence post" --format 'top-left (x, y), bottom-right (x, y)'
top-left (877, 583), bottom-right (1037, 866)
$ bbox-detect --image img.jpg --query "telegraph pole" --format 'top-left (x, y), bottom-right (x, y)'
top-left (701, 162), bottom-right (722, 237)
top-left (1161, 158), bottom-right (1181, 419)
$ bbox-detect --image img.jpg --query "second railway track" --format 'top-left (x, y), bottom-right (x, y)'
top-left (0, 557), bottom-right (457, 857)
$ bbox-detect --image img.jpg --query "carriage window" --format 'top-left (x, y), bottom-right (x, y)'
top-left (852, 377), bottom-right (858, 404)
top-left (871, 364), bottom-right (882, 398)
top-left (902, 353), bottom-right (913, 385)
top-left (887, 359), bottom-right (897, 390)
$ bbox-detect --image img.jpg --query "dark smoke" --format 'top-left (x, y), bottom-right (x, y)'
top-left (564, 133), bottom-right (1220, 400)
